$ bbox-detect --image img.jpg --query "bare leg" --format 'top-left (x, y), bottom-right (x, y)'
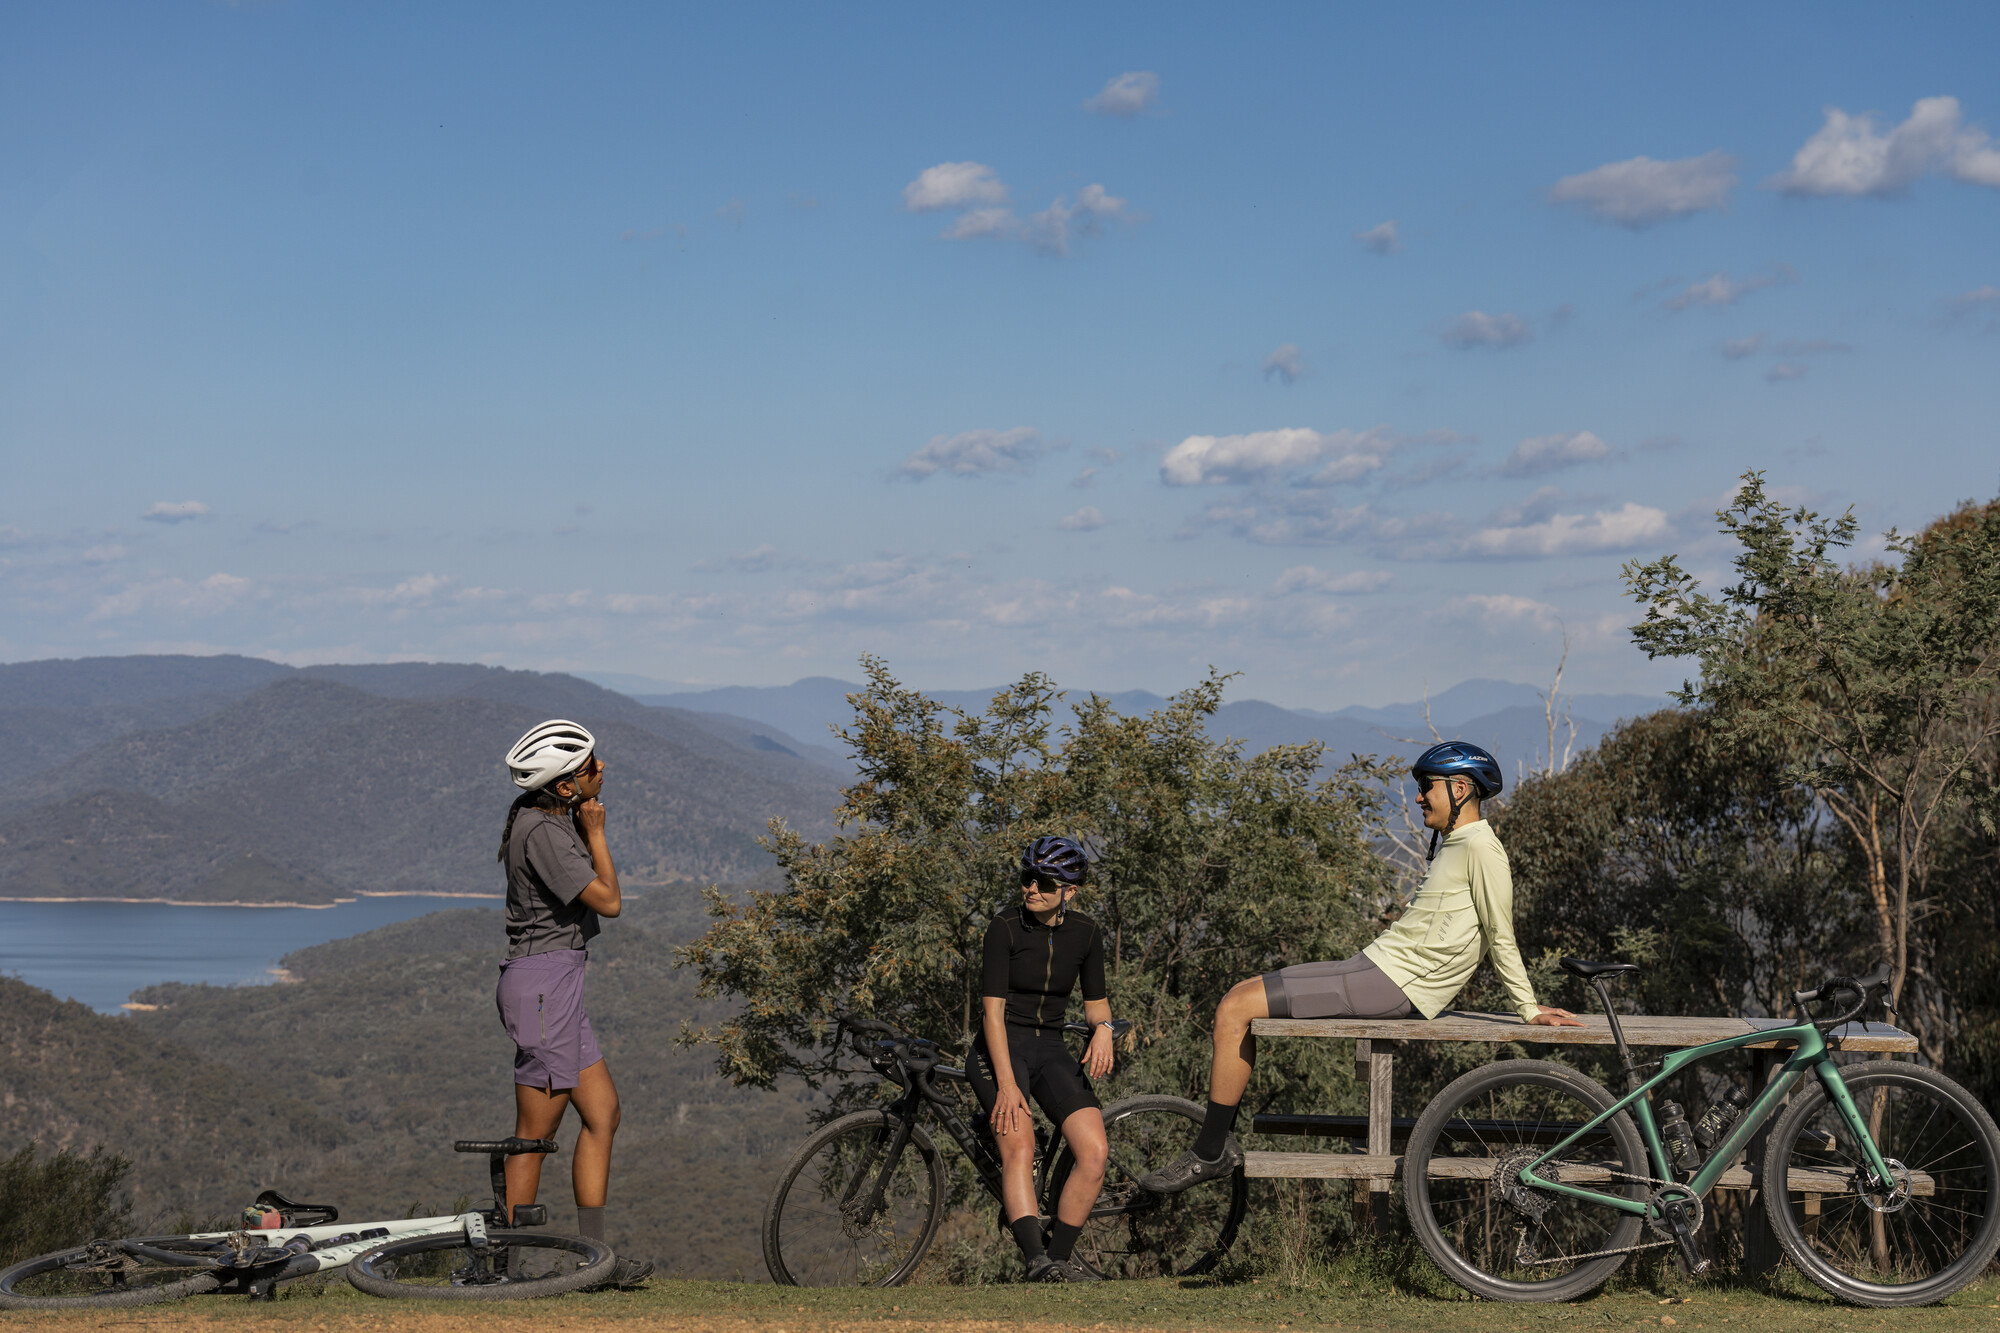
top-left (1052, 1108), bottom-right (1109, 1226)
top-left (995, 1104), bottom-right (1039, 1223)
top-left (506, 1082), bottom-right (572, 1222)
top-left (1209, 976), bottom-right (1271, 1105)
top-left (567, 1059), bottom-right (621, 1207)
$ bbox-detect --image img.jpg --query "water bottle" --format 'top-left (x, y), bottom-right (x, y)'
top-left (1692, 1088), bottom-right (1750, 1151)
top-left (1658, 1100), bottom-right (1702, 1171)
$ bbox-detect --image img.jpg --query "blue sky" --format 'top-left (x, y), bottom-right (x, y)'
top-left (3, 2), bottom-right (1996, 708)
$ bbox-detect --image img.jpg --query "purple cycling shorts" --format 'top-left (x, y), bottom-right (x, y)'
top-left (495, 948), bottom-right (603, 1091)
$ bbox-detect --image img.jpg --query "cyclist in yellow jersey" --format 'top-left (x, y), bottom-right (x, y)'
top-left (1141, 741), bottom-right (1582, 1194)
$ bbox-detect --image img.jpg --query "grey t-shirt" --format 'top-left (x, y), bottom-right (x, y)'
top-left (504, 807), bottom-right (602, 960)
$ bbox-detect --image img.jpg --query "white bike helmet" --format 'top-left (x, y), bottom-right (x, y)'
top-left (506, 719), bottom-right (597, 792)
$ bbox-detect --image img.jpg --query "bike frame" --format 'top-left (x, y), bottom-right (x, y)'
top-left (1521, 1017), bottom-right (1901, 1217)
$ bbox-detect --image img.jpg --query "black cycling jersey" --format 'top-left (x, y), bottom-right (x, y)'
top-left (980, 904), bottom-right (1107, 1032)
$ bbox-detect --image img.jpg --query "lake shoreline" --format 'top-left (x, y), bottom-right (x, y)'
top-left (0, 891), bottom-right (502, 910)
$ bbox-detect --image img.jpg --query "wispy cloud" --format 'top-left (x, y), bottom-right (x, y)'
top-left (1549, 150), bottom-right (1737, 227)
top-left (693, 544), bottom-right (786, 573)
top-left (142, 501), bottom-right (211, 524)
top-left (903, 162), bottom-right (1009, 212)
top-left (899, 427), bottom-right (1043, 478)
top-left (1057, 506), bottom-right (1107, 532)
top-left (1661, 265), bottom-right (1795, 311)
top-left (1440, 311), bottom-right (1532, 350)
top-left (1494, 431), bottom-right (1615, 478)
top-left (1459, 490), bottom-right (1671, 558)
top-left (1771, 96), bottom-right (2000, 196)
top-left (1766, 362), bottom-right (1809, 383)
top-left (1943, 285), bottom-right (2000, 332)
top-left (1084, 71), bottom-right (1160, 116)
top-left (1262, 343), bottom-right (1304, 384)
top-left (1721, 333), bottom-right (1765, 360)
top-left (1272, 565), bottom-right (1393, 595)
top-left (1353, 220), bottom-right (1401, 255)
top-left (1161, 426), bottom-right (1428, 488)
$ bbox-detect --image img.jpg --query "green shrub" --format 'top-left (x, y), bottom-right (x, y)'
top-left (0, 1143), bottom-right (133, 1266)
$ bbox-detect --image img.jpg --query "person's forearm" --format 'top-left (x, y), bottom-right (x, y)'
top-left (1082, 997), bottom-right (1112, 1026)
top-left (981, 1001), bottom-right (1018, 1093)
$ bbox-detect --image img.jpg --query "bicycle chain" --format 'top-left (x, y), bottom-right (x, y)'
top-left (1505, 1159), bottom-right (1691, 1267)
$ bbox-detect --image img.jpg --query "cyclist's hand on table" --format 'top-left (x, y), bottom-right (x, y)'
top-left (1529, 1005), bottom-right (1584, 1028)
top-left (991, 1084), bottom-right (1031, 1138)
top-left (1084, 1026), bottom-right (1115, 1078)
top-left (576, 798), bottom-right (607, 838)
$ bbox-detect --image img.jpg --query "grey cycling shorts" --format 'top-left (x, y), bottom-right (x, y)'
top-left (1262, 953), bottom-right (1413, 1020)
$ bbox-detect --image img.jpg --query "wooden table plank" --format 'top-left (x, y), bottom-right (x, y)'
top-left (1241, 1151), bottom-right (1932, 1195)
top-left (1250, 1013), bottom-right (1915, 1051)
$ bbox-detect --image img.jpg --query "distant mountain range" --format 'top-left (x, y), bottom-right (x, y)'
top-left (0, 656), bottom-right (843, 904)
top-left (606, 674), bottom-right (1668, 782)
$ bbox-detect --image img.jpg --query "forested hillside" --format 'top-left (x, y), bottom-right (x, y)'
top-left (0, 658), bottom-right (843, 903)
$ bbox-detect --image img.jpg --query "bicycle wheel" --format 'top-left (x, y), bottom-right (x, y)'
top-left (763, 1109), bottom-right (947, 1287)
top-left (1406, 1059), bottom-right (1649, 1303)
top-left (345, 1231), bottom-right (614, 1299)
top-left (1043, 1095), bottom-right (1248, 1278)
top-left (0, 1237), bottom-right (227, 1309)
top-left (1763, 1059), bottom-right (2000, 1308)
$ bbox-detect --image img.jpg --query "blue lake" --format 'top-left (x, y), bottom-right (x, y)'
top-left (0, 897), bottom-right (499, 1013)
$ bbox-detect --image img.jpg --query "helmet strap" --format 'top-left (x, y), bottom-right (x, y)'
top-left (1424, 779), bottom-right (1473, 864)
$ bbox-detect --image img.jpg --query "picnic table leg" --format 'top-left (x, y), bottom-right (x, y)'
top-left (1351, 1039), bottom-right (1395, 1235)
top-left (1743, 1048), bottom-right (1781, 1276)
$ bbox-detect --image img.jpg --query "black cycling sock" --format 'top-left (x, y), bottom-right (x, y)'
top-left (1193, 1100), bottom-right (1239, 1161)
top-left (1009, 1215), bottom-right (1045, 1260)
top-left (577, 1206), bottom-right (605, 1242)
top-left (1046, 1219), bottom-right (1083, 1262)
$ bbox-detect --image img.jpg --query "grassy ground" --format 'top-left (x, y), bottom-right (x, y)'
top-left (2, 1273), bottom-right (1994, 1333)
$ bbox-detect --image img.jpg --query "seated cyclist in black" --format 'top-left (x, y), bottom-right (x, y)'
top-left (967, 836), bottom-right (1116, 1283)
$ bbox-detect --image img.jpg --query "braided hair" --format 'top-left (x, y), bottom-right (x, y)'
top-left (496, 787), bottom-right (573, 863)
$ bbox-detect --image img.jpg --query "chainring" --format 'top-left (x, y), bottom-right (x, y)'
top-left (1646, 1184), bottom-right (1704, 1241)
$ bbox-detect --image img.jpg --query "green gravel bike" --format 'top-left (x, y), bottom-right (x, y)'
top-left (1406, 958), bottom-right (2000, 1307)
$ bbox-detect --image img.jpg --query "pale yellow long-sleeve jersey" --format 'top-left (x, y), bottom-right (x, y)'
top-left (1362, 819), bottom-right (1540, 1024)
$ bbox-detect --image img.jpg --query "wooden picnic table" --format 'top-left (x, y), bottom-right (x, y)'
top-left (1244, 1010), bottom-right (1918, 1267)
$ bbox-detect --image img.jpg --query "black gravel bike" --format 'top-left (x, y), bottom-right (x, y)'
top-left (762, 1015), bottom-right (1246, 1286)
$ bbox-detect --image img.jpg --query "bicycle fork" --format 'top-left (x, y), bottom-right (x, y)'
top-left (845, 1103), bottom-right (921, 1227)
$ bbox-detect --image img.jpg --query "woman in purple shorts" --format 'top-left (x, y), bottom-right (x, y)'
top-left (495, 719), bottom-right (648, 1288)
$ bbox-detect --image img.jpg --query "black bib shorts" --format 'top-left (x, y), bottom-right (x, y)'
top-left (967, 1026), bottom-right (1100, 1129)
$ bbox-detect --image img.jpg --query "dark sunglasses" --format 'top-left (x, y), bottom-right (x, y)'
top-left (1020, 872), bottom-right (1070, 892)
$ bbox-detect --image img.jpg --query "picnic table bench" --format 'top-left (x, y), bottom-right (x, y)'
top-left (1244, 1010), bottom-right (1918, 1266)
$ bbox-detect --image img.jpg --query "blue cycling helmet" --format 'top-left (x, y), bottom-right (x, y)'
top-left (1020, 835), bottom-right (1090, 886)
top-left (1410, 741), bottom-right (1503, 799)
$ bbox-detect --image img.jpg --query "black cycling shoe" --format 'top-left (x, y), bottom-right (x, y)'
top-left (1023, 1253), bottom-right (1056, 1283)
top-left (1036, 1256), bottom-right (1103, 1283)
top-left (1137, 1139), bottom-right (1243, 1194)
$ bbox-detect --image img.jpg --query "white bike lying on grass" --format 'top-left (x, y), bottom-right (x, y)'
top-left (0, 1137), bottom-right (615, 1307)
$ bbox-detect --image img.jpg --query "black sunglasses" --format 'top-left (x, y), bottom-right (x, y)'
top-left (1020, 872), bottom-right (1071, 892)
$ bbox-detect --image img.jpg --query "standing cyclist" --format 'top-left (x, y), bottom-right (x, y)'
top-left (1140, 741), bottom-right (1582, 1195)
top-left (967, 836), bottom-right (1118, 1282)
top-left (495, 719), bottom-right (650, 1289)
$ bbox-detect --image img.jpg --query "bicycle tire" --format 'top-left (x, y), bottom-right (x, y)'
top-left (1762, 1060), bottom-right (2000, 1308)
top-left (0, 1237), bottom-right (227, 1309)
top-left (1042, 1094), bottom-right (1247, 1279)
top-left (1406, 1059), bottom-right (1649, 1303)
top-left (763, 1109), bottom-right (947, 1287)
top-left (345, 1231), bottom-right (614, 1299)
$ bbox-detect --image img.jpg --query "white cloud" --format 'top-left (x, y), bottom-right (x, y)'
top-left (1084, 71), bottom-right (1159, 116)
top-left (1160, 427), bottom-right (1409, 487)
top-left (1186, 496), bottom-right (1417, 548)
top-left (1262, 343), bottom-right (1304, 384)
top-left (142, 501), bottom-right (211, 524)
top-left (1440, 311), bottom-right (1532, 350)
top-left (1272, 565), bottom-right (1393, 595)
top-left (1057, 506), bottom-right (1107, 532)
top-left (1721, 333), bottom-right (1765, 360)
top-left (1353, 220), bottom-right (1401, 255)
top-left (941, 207), bottom-right (1017, 240)
top-left (1766, 362), bottom-right (1808, 383)
top-left (899, 427), bottom-right (1043, 478)
top-left (715, 197), bottom-right (748, 226)
top-left (1662, 265), bottom-right (1794, 311)
top-left (903, 162), bottom-right (1009, 212)
top-left (1447, 592), bottom-right (1564, 630)
top-left (1771, 96), bottom-right (2000, 196)
top-left (1495, 431), bottom-right (1615, 478)
top-left (1024, 184), bottom-right (1129, 256)
top-left (1944, 285), bottom-right (2000, 331)
top-left (1549, 151), bottom-right (1737, 227)
top-left (1461, 501), bottom-right (1671, 558)
top-left (1071, 469), bottom-right (1098, 489)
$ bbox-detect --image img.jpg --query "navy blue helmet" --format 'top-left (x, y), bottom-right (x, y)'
top-left (1020, 835), bottom-right (1090, 885)
top-left (1411, 741), bottom-right (1503, 800)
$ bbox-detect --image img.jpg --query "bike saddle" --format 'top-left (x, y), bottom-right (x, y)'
top-left (251, 1190), bottom-right (339, 1225)
top-left (1560, 957), bottom-right (1640, 980)
top-left (1062, 1018), bottom-right (1134, 1038)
